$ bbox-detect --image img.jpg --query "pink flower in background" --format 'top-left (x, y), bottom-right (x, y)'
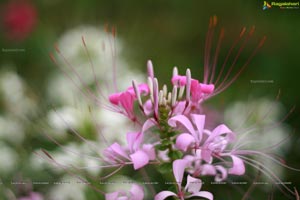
top-left (105, 184), bottom-right (144, 200)
top-left (18, 192), bottom-right (43, 200)
top-left (1, 0), bottom-right (37, 41)
top-left (155, 159), bottom-right (213, 200)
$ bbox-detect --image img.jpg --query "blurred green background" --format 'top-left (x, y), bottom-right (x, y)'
top-left (0, 0), bottom-right (299, 199)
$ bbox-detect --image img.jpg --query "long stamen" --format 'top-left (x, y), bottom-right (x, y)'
top-left (214, 27), bottom-right (247, 86)
top-left (204, 15), bottom-right (218, 84)
top-left (215, 35), bottom-right (266, 96)
top-left (217, 26), bottom-right (256, 91)
top-left (209, 28), bottom-right (225, 84)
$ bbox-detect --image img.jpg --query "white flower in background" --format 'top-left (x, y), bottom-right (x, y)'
top-left (0, 142), bottom-right (18, 174)
top-left (0, 69), bottom-right (38, 145)
top-left (46, 25), bottom-right (144, 142)
top-left (0, 69), bottom-right (37, 117)
top-left (47, 25), bottom-right (144, 104)
top-left (0, 116), bottom-right (24, 145)
top-left (48, 175), bottom-right (86, 200)
top-left (31, 142), bottom-right (103, 176)
top-left (224, 98), bottom-right (291, 182)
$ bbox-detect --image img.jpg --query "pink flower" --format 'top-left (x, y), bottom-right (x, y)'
top-left (103, 132), bottom-right (155, 170)
top-left (155, 159), bottom-right (213, 200)
top-left (105, 184), bottom-right (144, 200)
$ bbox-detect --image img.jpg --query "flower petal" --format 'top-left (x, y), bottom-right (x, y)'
top-left (201, 148), bottom-right (213, 163)
top-left (119, 91), bottom-right (135, 118)
top-left (154, 191), bottom-right (177, 200)
top-left (201, 164), bottom-right (217, 176)
top-left (175, 133), bottom-right (195, 152)
top-left (126, 132), bottom-right (143, 153)
top-left (142, 118), bottom-right (157, 134)
top-left (168, 115), bottom-right (196, 138)
top-left (188, 191), bottom-right (214, 200)
top-left (214, 165), bottom-right (228, 181)
top-left (143, 99), bottom-right (153, 115)
top-left (171, 75), bottom-right (187, 86)
top-left (173, 159), bottom-right (189, 187)
top-left (185, 175), bottom-right (202, 193)
top-left (228, 155), bottom-right (245, 175)
top-left (142, 144), bottom-right (156, 160)
top-left (105, 191), bottom-right (119, 200)
top-left (130, 184), bottom-right (144, 200)
top-left (200, 83), bottom-right (215, 94)
top-left (130, 150), bottom-right (149, 170)
top-left (108, 142), bottom-right (129, 160)
top-left (208, 124), bottom-right (235, 143)
top-left (109, 93), bottom-right (121, 105)
top-left (190, 114), bottom-right (205, 142)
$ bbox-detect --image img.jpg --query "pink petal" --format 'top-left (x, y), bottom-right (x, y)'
top-left (105, 191), bottom-right (119, 200)
top-left (168, 115), bottom-right (196, 138)
top-left (191, 80), bottom-right (202, 101)
top-left (137, 83), bottom-right (150, 95)
top-left (185, 175), bottom-right (202, 193)
top-left (201, 148), bottom-right (213, 163)
top-left (215, 165), bottom-right (228, 181)
top-left (126, 83), bottom-right (149, 97)
top-left (173, 159), bottom-right (188, 187)
top-left (172, 101), bottom-right (186, 115)
top-left (199, 83), bottom-right (215, 94)
top-left (130, 184), bottom-right (144, 200)
top-left (175, 133), bottom-right (195, 152)
top-left (208, 124), bottom-right (235, 143)
top-left (143, 99), bottom-right (153, 115)
top-left (201, 164), bottom-right (217, 176)
top-left (142, 144), bottom-right (156, 160)
top-left (119, 92), bottom-right (135, 118)
top-left (109, 142), bottom-right (129, 160)
top-left (109, 93), bottom-right (121, 105)
top-left (130, 150), bottom-right (149, 170)
top-left (190, 114), bottom-right (205, 142)
top-left (142, 118), bottom-right (157, 134)
top-left (228, 155), bottom-right (245, 175)
top-left (154, 191), bottom-right (177, 200)
top-left (30, 193), bottom-right (43, 200)
top-left (126, 132), bottom-right (143, 153)
top-left (188, 191), bottom-right (214, 200)
top-left (171, 75), bottom-right (187, 86)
